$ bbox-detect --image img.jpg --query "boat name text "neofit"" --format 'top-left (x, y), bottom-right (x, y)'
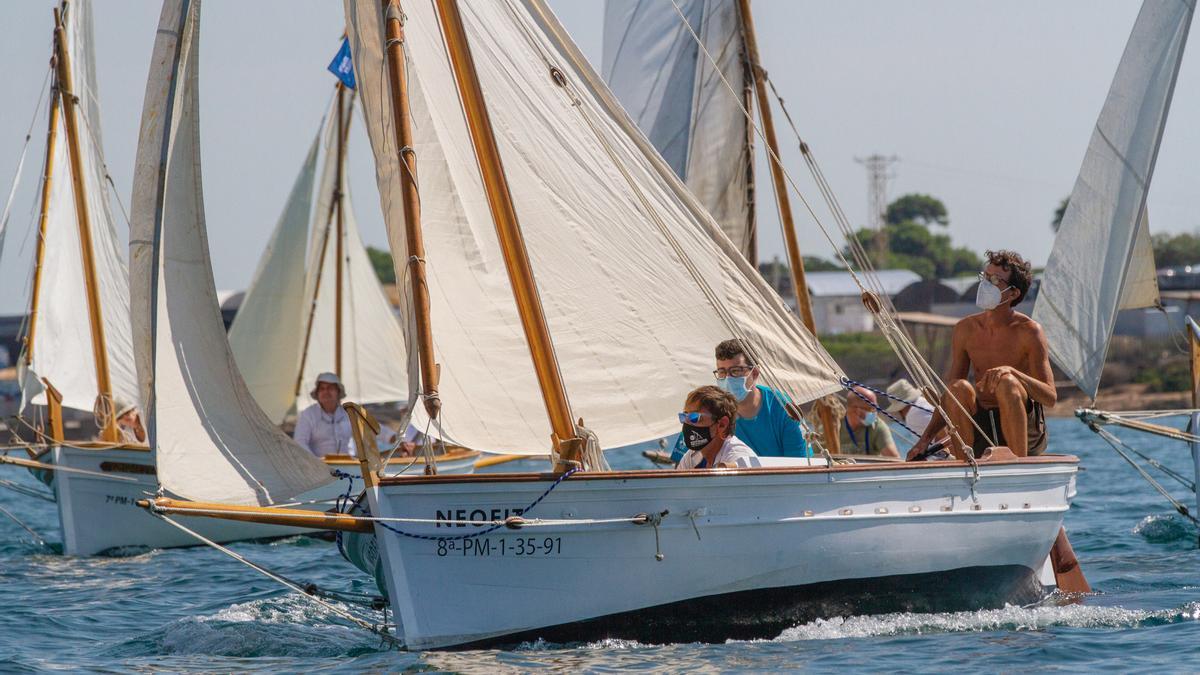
top-left (435, 507), bottom-right (525, 527)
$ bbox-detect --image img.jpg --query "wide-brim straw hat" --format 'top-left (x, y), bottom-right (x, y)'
top-left (310, 372), bottom-right (347, 400)
top-left (885, 379), bottom-right (921, 414)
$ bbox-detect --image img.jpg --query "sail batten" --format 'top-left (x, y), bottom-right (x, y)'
top-left (1034, 0), bottom-right (1193, 399)
top-left (131, 0), bottom-right (332, 506)
top-left (346, 0), bottom-right (841, 455)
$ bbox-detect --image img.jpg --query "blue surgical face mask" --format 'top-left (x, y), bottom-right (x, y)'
top-left (717, 375), bottom-right (751, 402)
top-left (863, 412), bottom-right (878, 427)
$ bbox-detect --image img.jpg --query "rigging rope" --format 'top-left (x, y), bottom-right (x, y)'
top-left (1, 67), bottom-right (52, 258)
top-left (149, 510), bottom-right (400, 646)
top-left (664, 0), bottom-right (997, 454)
top-left (1086, 421), bottom-right (1199, 527)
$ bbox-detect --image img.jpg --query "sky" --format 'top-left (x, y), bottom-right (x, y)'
top-left (0, 1), bottom-right (1197, 315)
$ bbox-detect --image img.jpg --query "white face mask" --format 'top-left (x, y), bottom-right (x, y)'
top-left (975, 281), bottom-right (1011, 311)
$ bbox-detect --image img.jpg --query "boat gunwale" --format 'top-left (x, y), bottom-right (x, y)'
top-left (376, 454), bottom-right (1079, 486)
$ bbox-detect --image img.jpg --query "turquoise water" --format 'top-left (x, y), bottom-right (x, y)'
top-left (1, 418), bottom-right (1197, 671)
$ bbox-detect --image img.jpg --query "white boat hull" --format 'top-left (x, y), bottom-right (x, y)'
top-left (365, 457), bottom-right (1078, 649)
top-left (46, 444), bottom-right (475, 556)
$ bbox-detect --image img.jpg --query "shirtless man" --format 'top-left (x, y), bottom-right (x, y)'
top-left (908, 250), bottom-right (1055, 459)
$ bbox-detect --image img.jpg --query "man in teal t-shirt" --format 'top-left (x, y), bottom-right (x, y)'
top-left (672, 339), bottom-right (811, 462)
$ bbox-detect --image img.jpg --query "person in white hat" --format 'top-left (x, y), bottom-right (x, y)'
top-left (886, 378), bottom-right (932, 437)
top-left (293, 372), bottom-right (356, 458)
top-left (114, 399), bottom-right (146, 444)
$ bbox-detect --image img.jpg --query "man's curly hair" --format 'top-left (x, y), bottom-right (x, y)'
top-left (985, 249), bottom-right (1033, 306)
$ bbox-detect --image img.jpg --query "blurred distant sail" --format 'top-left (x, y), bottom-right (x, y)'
top-left (602, 0), bottom-right (755, 262)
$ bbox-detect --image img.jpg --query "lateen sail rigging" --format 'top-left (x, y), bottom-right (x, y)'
top-left (345, 0), bottom-right (842, 456)
top-left (130, 0), bottom-right (333, 506)
top-left (22, 0), bottom-right (139, 414)
top-left (297, 94), bottom-right (409, 415)
top-left (229, 93), bottom-right (409, 422)
top-left (1034, 0), bottom-right (1194, 398)
top-left (602, 0), bottom-right (754, 262)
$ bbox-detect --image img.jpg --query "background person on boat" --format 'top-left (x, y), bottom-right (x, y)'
top-left (675, 386), bottom-right (758, 469)
top-left (293, 372), bottom-right (356, 457)
top-left (839, 386), bottom-right (900, 457)
top-left (114, 400), bottom-right (146, 444)
top-left (908, 250), bottom-right (1054, 460)
top-left (670, 339), bottom-right (810, 462)
top-left (886, 378), bottom-right (933, 436)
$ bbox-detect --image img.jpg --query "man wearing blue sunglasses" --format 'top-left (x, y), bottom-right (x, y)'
top-left (670, 338), bottom-right (810, 463)
top-left (675, 385), bottom-right (757, 470)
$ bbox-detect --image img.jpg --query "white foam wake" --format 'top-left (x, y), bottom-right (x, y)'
top-left (773, 602), bottom-right (1200, 641)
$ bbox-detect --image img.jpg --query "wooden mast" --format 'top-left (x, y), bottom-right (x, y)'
top-left (24, 48), bottom-right (63, 367)
top-left (53, 8), bottom-right (118, 442)
top-left (382, 1), bottom-right (440, 419)
top-left (737, 0), bottom-right (839, 452)
top-left (434, 0), bottom-right (584, 471)
top-left (293, 84), bottom-right (355, 402)
top-left (333, 83), bottom-right (347, 376)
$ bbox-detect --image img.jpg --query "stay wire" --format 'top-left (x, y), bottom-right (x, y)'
top-left (1089, 423), bottom-right (1199, 526)
top-left (150, 510), bottom-right (401, 645)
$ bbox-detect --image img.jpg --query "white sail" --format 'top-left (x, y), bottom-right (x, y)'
top-left (130, 0), bottom-right (332, 505)
top-left (296, 93), bottom-right (410, 413)
top-left (1034, 0), bottom-right (1192, 398)
top-left (22, 0), bottom-right (139, 414)
top-left (226, 135), bottom-right (320, 423)
top-left (344, 0), bottom-right (842, 456)
top-left (602, 0), bottom-right (754, 261)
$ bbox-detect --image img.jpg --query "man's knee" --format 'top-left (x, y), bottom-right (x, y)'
top-left (995, 373), bottom-right (1026, 404)
top-left (946, 379), bottom-right (975, 405)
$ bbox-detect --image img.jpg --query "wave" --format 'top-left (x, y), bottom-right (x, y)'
top-left (106, 595), bottom-right (386, 658)
top-left (1133, 514), bottom-right (1195, 543)
top-left (771, 601), bottom-right (1200, 641)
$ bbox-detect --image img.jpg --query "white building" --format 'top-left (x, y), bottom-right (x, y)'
top-left (806, 270), bottom-right (921, 335)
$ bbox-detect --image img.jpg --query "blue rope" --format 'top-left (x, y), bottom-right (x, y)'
top-left (331, 470), bottom-right (357, 561)
top-left (841, 377), bottom-right (933, 413)
top-left (840, 377), bottom-right (920, 436)
top-left (375, 467), bottom-right (580, 542)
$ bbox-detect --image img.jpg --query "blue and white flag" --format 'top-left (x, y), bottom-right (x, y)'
top-left (327, 37), bottom-right (356, 90)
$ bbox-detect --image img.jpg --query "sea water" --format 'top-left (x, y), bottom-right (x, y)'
top-left (1, 418), bottom-right (1197, 672)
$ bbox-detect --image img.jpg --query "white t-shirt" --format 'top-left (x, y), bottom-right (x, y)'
top-left (905, 396), bottom-right (934, 436)
top-left (676, 436), bottom-right (758, 470)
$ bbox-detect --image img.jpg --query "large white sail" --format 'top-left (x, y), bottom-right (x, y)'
top-left (295, 94), bottom-right (410, 414)
top-left (22, 0), bottom-right (139, 414)
top-left (1034, 0), bottom-right (1193, 398)
top-left (602, 0), bottom-right (754, 261)
top-left (130, 0), bottom-right (332, 505)
top-left (344, 0), bottom-right (842, 456)
top-left (226, 136), bottom-right (319, 423)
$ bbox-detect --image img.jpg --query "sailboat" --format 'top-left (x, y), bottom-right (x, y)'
top-left (1034, 2), bottom-right (1197, 529)
top-left (136, 0), bottom-right (1079, 649)
top-left (1, 1), bottom-right (459, 556)
top-left (228, 80), bottom-right (477, 474)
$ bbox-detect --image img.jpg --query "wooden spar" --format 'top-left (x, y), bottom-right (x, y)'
top-left (25, 53), bottom-right (62, 367)
top-left (52, 9), bottom-right (118, 442)
top-left (139, 497), bottom-right (374, 533)
top-left (334, 83), bottom-right (346, 375)
top-left (383, 1), bottom-right (441, 419)
top-left (736, 0), bottom-right (839, 452)
top-left (434, 0), bottom-right (584, 471)
top-left (293, 84), bottom-right (356, 401)
top-left (1188, 317), bottom-right (1200, 540)
top-left (44, 378), bottom-right (64, 443)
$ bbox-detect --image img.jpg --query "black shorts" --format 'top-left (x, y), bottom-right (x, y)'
top-left (970, 400), bottom-right (1047, 457)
